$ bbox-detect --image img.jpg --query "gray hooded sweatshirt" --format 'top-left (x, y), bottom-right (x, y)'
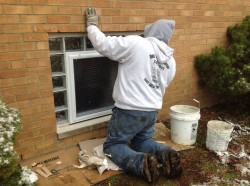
top-left (87, 19), bottom-right (176, 111)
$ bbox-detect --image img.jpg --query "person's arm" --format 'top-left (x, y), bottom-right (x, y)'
top-left (86, 7), bottom-right (132, 62)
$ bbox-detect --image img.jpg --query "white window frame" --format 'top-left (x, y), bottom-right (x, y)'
top-left (66, 51), bottom-right (114, 124)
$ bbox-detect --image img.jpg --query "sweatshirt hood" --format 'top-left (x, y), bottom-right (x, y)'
top-left (146, 37), bottom-right (174, 64)
top-left (144, 19), bottom-right (175, 45)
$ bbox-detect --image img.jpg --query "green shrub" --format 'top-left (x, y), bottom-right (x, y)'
top-left (195, 16), bottom-right (250, 98)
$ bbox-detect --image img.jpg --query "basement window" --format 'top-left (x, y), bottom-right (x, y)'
top-left (49, 32), bottom-right (142, 129)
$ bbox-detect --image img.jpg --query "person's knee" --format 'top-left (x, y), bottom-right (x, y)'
top-left (103, 142), bottom-right (110, 154)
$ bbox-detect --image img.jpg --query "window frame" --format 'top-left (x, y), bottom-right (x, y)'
top-left (66, 51), bottom-right (115, 124)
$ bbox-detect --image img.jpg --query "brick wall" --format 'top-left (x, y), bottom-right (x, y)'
top-left (0, 0), bottom-right (249, 159)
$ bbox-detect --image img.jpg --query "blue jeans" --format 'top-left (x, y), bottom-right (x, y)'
top-left (103, 107), bottom-right (172, 177)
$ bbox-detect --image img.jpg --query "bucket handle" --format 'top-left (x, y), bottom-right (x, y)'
top-left (180, 99), bottom-right (200, 109)
top-left (192, 99), bottom-right (200, 109)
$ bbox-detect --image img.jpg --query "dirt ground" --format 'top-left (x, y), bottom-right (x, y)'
top-left (94, 103), bottom-right (250, 186)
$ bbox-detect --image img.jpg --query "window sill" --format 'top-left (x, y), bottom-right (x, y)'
top-left (57, 115), bottom-right (111, 139)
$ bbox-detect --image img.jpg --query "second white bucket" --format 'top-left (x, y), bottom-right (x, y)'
top-left (170, 105), bottom-right (200, 145)
top-left (206, 120), bottom-right (234, 151)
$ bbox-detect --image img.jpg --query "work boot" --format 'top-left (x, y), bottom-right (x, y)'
top-left (158, 149), bottom-right (182, 178)
top-left (143, 154), bottom-right (160, 183)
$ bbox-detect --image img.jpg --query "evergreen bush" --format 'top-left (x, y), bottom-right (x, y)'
top-left (195, 16), bottom-right (250, 99)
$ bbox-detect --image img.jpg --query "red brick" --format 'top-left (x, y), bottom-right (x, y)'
top-left (136, 24), bottom-right (145, 31)
top-left (30, 97), bottom-right (53, 107)
top-left (48, 0), bottom-right (70, 6)
top-left (32, 6), bottom-right (58, 14)
top-left (21, 135), bottom-right (44, 146)
top-left (59, 7), bottom-right (81, 15)
top-left (48, 16), bottom-right (71, 23)
top-left (32, 111), bottom-right (55, 122)
top-left (34, 24), bottom-right (59, 32)
top-left (34, 125), bottom-right (56, 136)
top-left (27, 82), bottom-right (53, 92)
top-left (4, 25), bottom-right (33, 33)
top-left (26, 50), bottom-right (50, 59)
top-left (121, 9), bottom-right (138, 16)
top-left (102, 9), bottom-right (121, 16)
top-left (44, 132), bottom-right (56, 140)
top-left (138, 9), bottom-right (151, 16)
top-left (42, 117), bottom-right (56, 126)
top-left (130, 17), bottom-right (145, 23)
top-left (15, 145), bottom-right (35, 159)
top-left (19, 130), bottom-right (34, 140)
top-left (0, 62), bottom-right (11, 70)
top-left (0, 15), bottom-right (19, 24)
top-left (21, 106), bottom-right (43, 116)
top-left (102, 24), bottom-right (120, 32)
top-left (8, 42), bottom-right (36, 52)
top-left (13, 76), bottom-right (38, 86)
top-left (21, 15), bottom-right (47, 23)
top-left (22, 121), bottom-right (42, 131)
top-left (27, 67), bottom-right (51, 75)
top-left (0, 79), bottom-right (13, 87)
top-left (0, 52), bottom-right (25, 61)
top-left (1, 85), bottom-right (28, 96)
top-left (113, 1), bottom-right (128, 8)
top-left (37, 41), bottom-right (49, 50)
top-left (20, 0), bottom-right (46, 5)
top-left (39, 75), bottom-right (52, 83)
top-left (41, 90), bottom-right (53, 97)
top-left (11, 61), bottom-right (27, 69)
top-left (0, 0), bottom-right (17, 4)
top-left (16, 92), bottom-right (40, 102)
top-left (23, 33), bottom-right (48, 42)
top-left (2, 95), bottom-right (16, 104)
top-left (120, 24), bottom-right (137, 31)
top-left (58, 24), bottom-right (83, 32)
top-left (93, 1), bottom-right (113, 7)
top-left (0, 34), bottom-right (22, 43)
top-left (20, 115), bottom-right (34, 124)
top-left (112, 17), bottom-right (129, 24)
top-left (0, 69), bottom-right (26, 79)
top-left (70, 0), bottom-right (91, 6)
top-left (4, 5), bottom-right (32, 14)
top-left (71, 16), bottom-right (84, 24)
top-left (10, 100), bottom-right (31, 110)
top-left (38, 58), bottom-right (50, 66)
top-left (100, 17), bottom-right (112, 24)
top-left (127, 1), bottom-right (152, 8)
top-left (34, 138), bottom-right (56, 151)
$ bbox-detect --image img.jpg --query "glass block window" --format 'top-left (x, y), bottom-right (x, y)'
top-left (49, 34), bottom-right (86, 124)
top-left (49, 32), bottom-right (142, 125)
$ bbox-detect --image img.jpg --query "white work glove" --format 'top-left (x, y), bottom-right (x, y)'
top-left (86, 7), bottom-right (99, 27)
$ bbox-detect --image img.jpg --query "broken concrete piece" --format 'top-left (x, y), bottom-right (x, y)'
top-left (41, 167), bottom-right (53, 177)
top-left (35, 169), bottom-right (49, 178)
top-left (56, 160), bottom-right (62, 165)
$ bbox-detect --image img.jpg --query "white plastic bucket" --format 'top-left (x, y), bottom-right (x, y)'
top-left (170, 105), bottom-right (200, 145)
top-left (206, 120), bottom-right (234, 151)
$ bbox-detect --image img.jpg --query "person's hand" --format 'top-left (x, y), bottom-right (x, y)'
top-left (86, 7), bottom-right (99, 27)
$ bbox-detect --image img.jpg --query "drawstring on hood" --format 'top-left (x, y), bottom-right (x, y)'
top-left (144, 19), bottom-right (175, 45)
top-left (146, 37), bottom-right (174, 64)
